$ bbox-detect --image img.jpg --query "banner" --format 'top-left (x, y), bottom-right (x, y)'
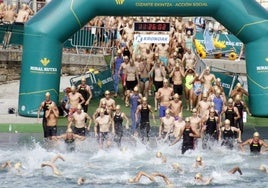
top-left (196, 32), bottom-right (243, 54)
top-left (211, 71), bottom-right (240, 97)
top-left (70, 69), bottom-right (114, 98)
top-left (134, 34), bottom-right (169, 44)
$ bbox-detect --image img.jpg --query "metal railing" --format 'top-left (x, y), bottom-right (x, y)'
top-left (68, 26), bottom-right (117, 55)
top-left (3, 0), bottom-right (47, 13)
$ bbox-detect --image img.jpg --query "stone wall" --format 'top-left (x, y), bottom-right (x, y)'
top-left (0, 50), bottom-right (109, 84)
top-left (0, 49), bottom-right (246, 84)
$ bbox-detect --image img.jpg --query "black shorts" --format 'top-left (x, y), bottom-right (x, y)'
top-left (99, 132), bottom-right (110, 143)
top-left (173, 84), bottom-right (183, 95)
top-left (153, 81), bottom-right (163, 92)
top-left (45, 126), bottom-right (57, 137)
top-left (126, 80), bottom-right (138, 90)
top-left (74, 127), bottom-right (86, 136)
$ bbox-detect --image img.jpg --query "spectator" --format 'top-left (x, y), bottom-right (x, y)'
top-left (15, 3), bottom-right (33, 23)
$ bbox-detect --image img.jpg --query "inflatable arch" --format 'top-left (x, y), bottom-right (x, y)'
top-left (19, 0), bottom-right (268, 117)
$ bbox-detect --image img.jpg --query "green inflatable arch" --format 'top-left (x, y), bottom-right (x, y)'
top-left (19, 0), bottom-right (268, 117)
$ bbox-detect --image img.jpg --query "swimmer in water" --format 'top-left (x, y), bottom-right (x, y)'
top-left (194, 172), bottom-right (213, 185)
top-left (194, 166), bottom-right (242, 185)
top-left (0, 161), bottom-right (23, 173)
top-left (156, 151), bottom-right (167, 163)
top-left (41, 154), bottom-right (65, 176)
top-left (55, 128), bottom-right (86, 151)
top-left (259, 164), bottom-right (268, 173)
top-left (193, 156), bottom-right (205, 168)
top-left (128, 171), bottom-right (173, 186)
top-left (229, 166), bottom-right (243, 175)
top-left (77, 177), bottom-right (86, 185)
top-left (172, 163), bottom-right (183, 173)
top-left (240, 132), bottom-right (268, 154)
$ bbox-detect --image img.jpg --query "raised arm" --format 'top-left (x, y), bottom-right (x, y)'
top-left (50, 154), bottom-right (65, 163)
top-left (151, 173), bottom-right (173, 185)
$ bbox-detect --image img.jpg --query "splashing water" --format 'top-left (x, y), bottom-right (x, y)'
top-left (0, 133), bottom-right (268, 187)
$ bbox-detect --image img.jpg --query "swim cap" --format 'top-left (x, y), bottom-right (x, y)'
top-left (142, 97), bottom-right (147, 102)
top-left (205, 66), bottom-right (210, 71)
top-left (253, 132), bottom-right (260, 137)
top-left (14, 162), bottom-right (22, 169)
top-left (185, 117), bottom-right (190, 122)
top-left (165, 109), bottom-right (170, 114)
top-left (228, 98), bottom-right (233, 103)
top-left (81, 77), bottom-right (86, 81)
top-left (45, 92), bottom-right (50, 97)
top-left (156, 151), bottom-right (163, 158)
top-left (163, 78), bottom-right (169, 83)
top-left (105, 90), bottom-right (110, 95)
top-left (195, 173), bottom-right (202, 179)
top-left (133, 86), bottom-right (139, 92)
top-left (172, 163), bottom-right (180, 169)
top-left (224, 119), bottom-right (230, 125)
top-left (236, 83), bottom-right (242, 88)
top-left (259, 165), bottom-right (266, 172)
top-left (66, 128), bottom-right (73, 133)
top-left (202, 93), bottom-right (208, 98)
top-left (71, 85), bottom-right (76, 91)
top-left (216, 78), bottom-right (221, 82)
top-left (192, 108), bottom-right (197, 113)
top-left (173, 93), bottom-right (179, 99)
top-left (196, 156), bottom-right (202, 162)
top-left (216, 89), bottom-right (221, 94)
top-left (115, 105), bottom-right (121, 110)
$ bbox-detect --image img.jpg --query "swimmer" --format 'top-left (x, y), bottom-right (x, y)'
top-left (259, 164), bottom-right (268, 173)
top-left (156, 151), bottom-right (167, 163)
top-left (1, 161), bottom-right (12, 169)
top-left (193, 156), bottom-right (205, 168)
top-left (77, 177), bottom-right (86, 185)
top-left (128, 171), bottom-right (155, 183)
top-left (151, 172), bottom-right (173, 186)
top-left (56, 128), bottom-right (86, 151)
top-left (240, 132), bottom-right (268, 154)
top-left (194, 172), bottom-right (213, 185)
top-left (156, 151), bottom-right (163, 158)
top-left (172, 163), bottom-right (183, 172)
top-left (41, 154), bottom-right (65, 176)
top-left (0, 161), bottom-right (23, 173)
top-left (128, 171), bottom-right (173, 186)
top-left (229, 166), bottom-right (243, 175)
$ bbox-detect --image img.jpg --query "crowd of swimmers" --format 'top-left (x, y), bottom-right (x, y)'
top-left (2, 13), bottom-right (266, 186)
top-left (35, 71), bottom-right (268, 155)
top-left (2, 149), bottom-right (268, 186)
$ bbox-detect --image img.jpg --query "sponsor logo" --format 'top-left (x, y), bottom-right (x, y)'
top-left (40, 58), bottom-right (50, 66)
top-left (134, 34), bottom-right (169, 44)
top-left (30, 57), bottom-right (58, 74)
top-left (115, 0), bottom-right (124, 5)
top-left (256, 65), bottom-right (268, 73)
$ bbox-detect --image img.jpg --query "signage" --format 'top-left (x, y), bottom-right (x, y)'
top-left (134, 22), bottom-right (170, 32)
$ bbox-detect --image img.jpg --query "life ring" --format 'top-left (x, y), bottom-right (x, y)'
top-left (228, 52), bottom-right (238, 60)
